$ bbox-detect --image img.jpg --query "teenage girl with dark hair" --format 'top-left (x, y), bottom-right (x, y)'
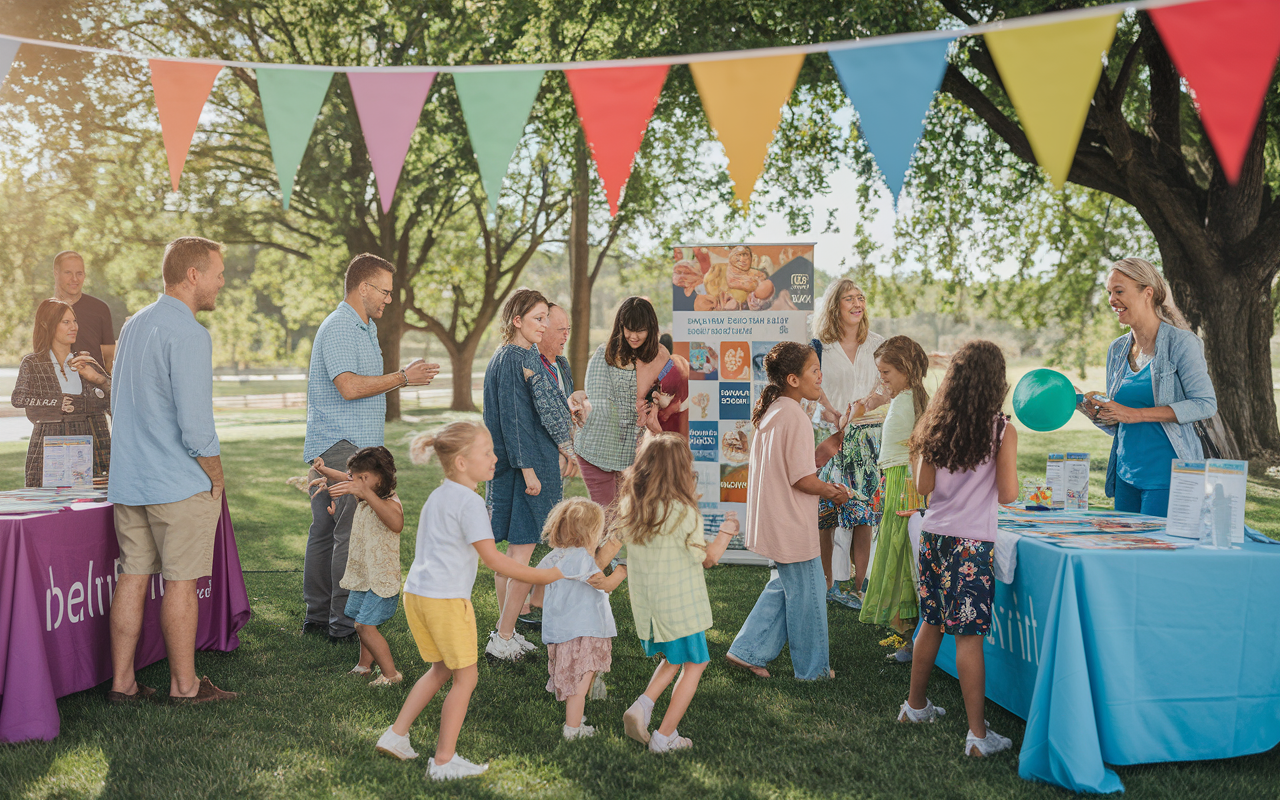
top-left (899, 340), bottom-right (1019, 758)
top-left (725, 342), bottom-right (852, 680)
top-left (575, 296), bottom-right (672, 512)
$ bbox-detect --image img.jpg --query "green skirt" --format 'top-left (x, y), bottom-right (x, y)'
top-left (858, 464), bottom-right (920, 634)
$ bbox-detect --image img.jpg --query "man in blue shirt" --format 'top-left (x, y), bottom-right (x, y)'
top-left (303, 253), bottom-right (438, 641)
top-left (107, 236), bottom-right (236, 705)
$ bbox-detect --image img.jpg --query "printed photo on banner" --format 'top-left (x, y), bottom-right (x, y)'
top-left (688, 384), bottom-right (717, 421)
top-left (720, 463), bottom-right (748, 503)
top-left (751, 340), bottom-right (778, 381)
top-left (672, 244), bottom-right (815, 312)
top-left (676, 340), bottom-right (719, 380)
top-left (720, 340), bottom-right (751, 380)
top-left (689, 421), bottom-right (719, 462)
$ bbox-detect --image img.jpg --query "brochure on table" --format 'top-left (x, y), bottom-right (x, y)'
top-left (672, 242), bottom-right (814, 566)
top-left (42, 435), bottom-right (94, 488)
top-left (1164, 458), bottom-right (1248, 544)
top-left (1046, 452), bottom-right (1089, 510)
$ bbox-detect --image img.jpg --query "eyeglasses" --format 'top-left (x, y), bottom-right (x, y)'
top-left (363, 282), bottom-right (393, 300)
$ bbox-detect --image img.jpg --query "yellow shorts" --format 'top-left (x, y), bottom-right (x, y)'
top-left (403, 594), bottom-right (477, 670)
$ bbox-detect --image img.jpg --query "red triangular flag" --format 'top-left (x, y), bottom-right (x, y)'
top-left (150, 60), bottom-right (222, 190)
top-left (565, 65), bottom-right (668, 215)
top-left (1150, 0), bottom-right (1280, 183)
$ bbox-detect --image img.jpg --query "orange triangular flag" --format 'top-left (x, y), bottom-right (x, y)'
top-left (150, 60), bottom-right (222, 191)
top-left (690, 54), bottom-right (805, 208)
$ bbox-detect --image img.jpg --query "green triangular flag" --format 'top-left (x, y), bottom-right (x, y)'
top-left (452, 70), bottom-right (546, 213)
top-left (256, 68), bottom-right (334, 210)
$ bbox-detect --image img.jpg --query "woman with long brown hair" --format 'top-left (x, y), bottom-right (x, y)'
top-left (12, 299), bottom-right (112, 487)
top-left (575, 297), bottom-right (672, 511)
top-left (811, 277), bottom-right (888, 610)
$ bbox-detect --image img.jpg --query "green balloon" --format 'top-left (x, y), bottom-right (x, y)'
top-left (1012, 369), bottom-right (1077, 432)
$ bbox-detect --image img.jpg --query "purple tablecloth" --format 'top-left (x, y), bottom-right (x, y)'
top-left (0, 496), bottom-right (251, 742)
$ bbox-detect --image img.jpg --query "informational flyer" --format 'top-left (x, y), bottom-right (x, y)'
top-left (1062, 452), bottom-right (1090, 511)
top-left (1165, 460), bottom-right (1207, 539)
top-left (1204, 459), bottom-right (1248, 545)
top-left (1045, 453), bottom-right (1064, 509)
top-left (673, 243), bottom-right (815, 564)
top-left (42, 435), bottom-right (94, 488)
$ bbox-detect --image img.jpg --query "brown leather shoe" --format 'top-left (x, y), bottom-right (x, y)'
top-left (169, 676), bottom-right (239, 706)
top-left (106, 683), bottom-right (157, 704)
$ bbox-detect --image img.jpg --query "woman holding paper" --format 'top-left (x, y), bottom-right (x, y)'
top-left (1077, 258), bottom-right (1217, 517)
top-left (11, 298), bottom-right (112, 487)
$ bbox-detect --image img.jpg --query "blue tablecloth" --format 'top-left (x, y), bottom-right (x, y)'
top-left (936, 534), bottom-right (1280, 793)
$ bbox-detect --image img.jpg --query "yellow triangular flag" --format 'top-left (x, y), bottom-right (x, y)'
top-left (985, 13), bottom-right (1120, 189)
top-left (690, 54), bottom-right (805, 207)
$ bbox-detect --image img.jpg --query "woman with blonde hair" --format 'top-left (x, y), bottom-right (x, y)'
top-left (810, 278), bottom-right (888, 609)
top-left (1077, 258), bottom-right (1217, 516)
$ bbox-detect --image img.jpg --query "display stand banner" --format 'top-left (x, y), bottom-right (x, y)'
top-left (671, 243), bottom-right (815, 564)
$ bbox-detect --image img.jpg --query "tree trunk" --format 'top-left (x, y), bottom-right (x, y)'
top-left (567, 137), bottom-right (593, 383)
top-left (449, 340), bottom-right (479, 413)
top-left (379, 297), bottom-right (403, 422)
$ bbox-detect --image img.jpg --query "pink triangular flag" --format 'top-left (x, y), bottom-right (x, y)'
top-left (565, 65), bottom-right (668, 215)
top-left (347, 71), bottom-right (437, 213)
top-left (1150, 0), bottom-right (1280, 183)
top-left (150, 60), bottom-right (222, 190)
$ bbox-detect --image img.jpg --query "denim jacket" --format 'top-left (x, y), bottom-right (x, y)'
top-left (1096, 323), bottom-right (1217, 497)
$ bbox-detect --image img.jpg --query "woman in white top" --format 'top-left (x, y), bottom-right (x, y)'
top-left (810, 279), bottom-right (888, 609)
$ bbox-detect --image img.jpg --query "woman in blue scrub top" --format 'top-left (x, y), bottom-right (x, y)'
top-left (1077, 258), bottom-right (1218, 517)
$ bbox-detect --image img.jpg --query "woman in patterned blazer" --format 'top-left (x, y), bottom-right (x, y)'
top-left (11, 298), bottom-right (112, 487)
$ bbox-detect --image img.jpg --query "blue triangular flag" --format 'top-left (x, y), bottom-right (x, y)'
top-left (0, 39), bottom-right (20, 89)
top-left (829, 37), bottom-right (955, 200)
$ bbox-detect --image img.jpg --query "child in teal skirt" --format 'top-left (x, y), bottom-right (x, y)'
top-left (860, 336), bottom-right (930, 661)
top-left (615, 434), bottom-right (739, 754)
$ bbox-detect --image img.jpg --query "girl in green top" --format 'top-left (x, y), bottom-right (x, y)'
top-left (615, 434), bottom-right (738, 754)
top-left (859, 336), bottom-right (930, 659)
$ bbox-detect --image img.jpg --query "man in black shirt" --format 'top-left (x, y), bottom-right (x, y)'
top-left (53, 250), bottom-right (116, 372)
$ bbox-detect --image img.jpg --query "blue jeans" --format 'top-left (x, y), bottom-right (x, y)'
top-left (728, 557), bottom-right (830, 680)
top-left (1114, 477), bottom-right (1170, 517)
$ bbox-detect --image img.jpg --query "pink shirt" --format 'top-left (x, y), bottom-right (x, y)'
top-left (921, 418), bottom-right (1006, 542)
top-left (745, 396), bottom-right (819, 563)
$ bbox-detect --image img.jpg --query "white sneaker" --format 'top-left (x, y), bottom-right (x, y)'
top-left (562, 723), bottom-right (597, 740)
top-left (427, 753), bottom-right (488, 780)
top-left (623, 698), bottom-right (652, 744)
top-left (897, 698), bottom-right (946, 723)
top-left (375, 726), bottom-right (417, 760)
top-left (648, 729), bottom-right (692, 753)
top-left (484, 631), bottom-right (524, 662)
top-left (965, 727), bottom-right (1012, 757)
top-left (512, 631), bottom-right (538, 653)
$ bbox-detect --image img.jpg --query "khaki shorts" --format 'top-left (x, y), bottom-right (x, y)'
top-left (114, 491), bottom-right (222, 581)
top-left (403, 594), bottom-right (477, 670)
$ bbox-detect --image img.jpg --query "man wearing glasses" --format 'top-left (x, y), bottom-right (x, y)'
top-left (302, 253), bottom-right (438, 642)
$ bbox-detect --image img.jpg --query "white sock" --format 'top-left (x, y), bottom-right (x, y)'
top-left (637, 695), bottom-right (654, 710)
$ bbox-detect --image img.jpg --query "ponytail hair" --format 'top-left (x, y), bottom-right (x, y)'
top-left (1110, 258), bottom-right (1189, 330)
top-left (500, 288), bottom-right (550, 343)
top-left (409, 421), bottom-right (485, 477)
top-left (873, 335), bottom-right (930, 420)
top-left (751, 341), bottom-right (815, 426)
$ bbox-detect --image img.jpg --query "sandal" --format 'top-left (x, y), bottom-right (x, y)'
top-left (348, 665), bottom-right (373, 676)
top-left (369, 671), bottom-right (403, 686)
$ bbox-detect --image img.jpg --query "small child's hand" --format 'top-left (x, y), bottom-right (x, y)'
top-left (312, 457), bottom-right (325, 471)
top-left (719, 511), bottom-right (740, 537)
top-left (327, 500), bottom-right (336, 516)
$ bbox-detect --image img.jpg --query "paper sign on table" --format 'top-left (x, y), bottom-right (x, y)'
top-left (1166, 460), bottom-right (1206, 539)
top-left (1062, 452), bottom-right (1090, 510)
top-left (1205, 459), bottom-right (1248, 545)
top-left (1046, 453), bottom-right (1064, 508)
top-left (42, 435), bottom-right (93, 488)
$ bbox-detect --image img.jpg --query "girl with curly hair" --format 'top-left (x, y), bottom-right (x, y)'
top-left (898, 340), bottom-right (1019, 757)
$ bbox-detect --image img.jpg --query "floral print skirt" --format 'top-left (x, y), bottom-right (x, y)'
top-left (817, 421), bottom-right (881, 530)
top-left (917, 531), bottom-right (994, 636)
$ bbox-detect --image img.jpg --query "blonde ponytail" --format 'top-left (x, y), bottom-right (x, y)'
top-left (410, 421), bottom-right (484, 477)
top-left (1110, 258), bottom-right (1189, 330)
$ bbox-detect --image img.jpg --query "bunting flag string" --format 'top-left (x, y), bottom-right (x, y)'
top-left (690, 54), bottom-right (805, 208)
top-left (348, 71), bottom-right (437, 213)
top-left (0, 0), bottom-right (1272, 210)
top-left (452, 70), bottom-right (546, 214)
top-left (256, 69), bottom-right (334, 210)
top-left (1149, 0), bottom-right (1280, 184)
top-left (984, 13), bottom-right (1121, 190)
top-left (565, 65), bottom-right (668, 216)
top-left (149, 60), bottom-right (221, 191)
top-left (829, 37), bottom-right (955, 201)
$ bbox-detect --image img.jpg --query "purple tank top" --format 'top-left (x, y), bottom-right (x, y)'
top-left (921, 418), bottom-right (1006, 542)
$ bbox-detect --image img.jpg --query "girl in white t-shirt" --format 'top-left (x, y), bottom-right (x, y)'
top-left (531, 497), bottom-right (627, 740)
top-left (375, 422), bottom-right (564, 782)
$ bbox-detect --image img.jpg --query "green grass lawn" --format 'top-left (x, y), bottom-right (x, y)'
top-left (0, 412), bottom-right (1277, 799)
